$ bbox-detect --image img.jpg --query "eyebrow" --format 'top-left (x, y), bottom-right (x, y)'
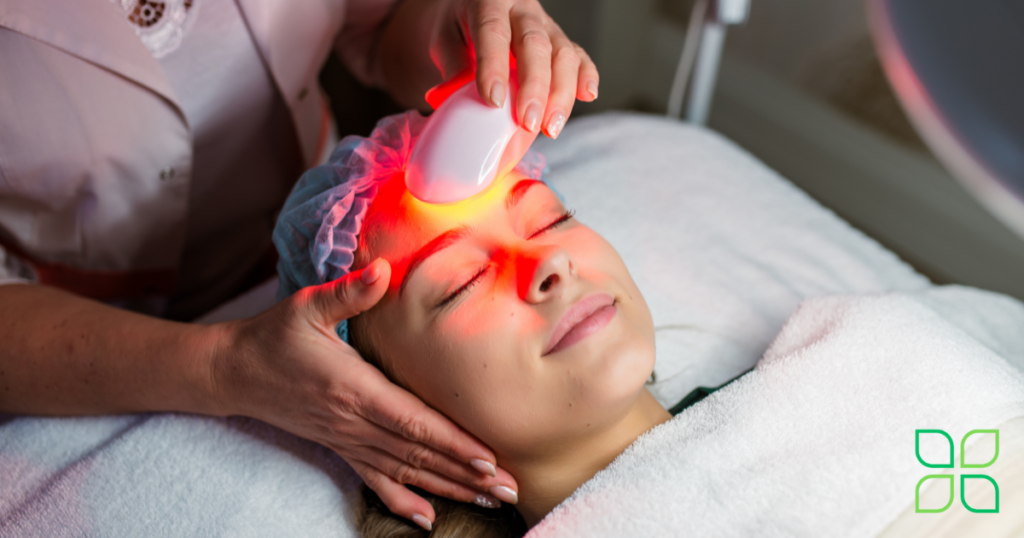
top-left (505, 179), bottom-right (543, 210)
top-left (399, 179), bottom-right (543, 296)
top-left (399, 226), bottom-right (473, 297)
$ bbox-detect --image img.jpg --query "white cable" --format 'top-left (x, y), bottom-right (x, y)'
top-left (685, 20), bottom-right (726, 125)
top-left (666, 0), bottom-right (709, 119)
top-left (718, 0), bottom-right (751, 25)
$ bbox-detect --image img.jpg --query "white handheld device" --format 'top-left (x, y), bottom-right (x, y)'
top-left (406, 64), bottom-right (538, 204)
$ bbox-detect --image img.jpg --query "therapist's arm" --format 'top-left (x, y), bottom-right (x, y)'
top-left (0, 258), bottom-right (517, 527)
top-left (375, 0), bottom-right (600, 139)
top-left (0, 283), bottom-right (218, 415)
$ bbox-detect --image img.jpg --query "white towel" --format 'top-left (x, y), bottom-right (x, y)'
top-left (528, 286), bottom-right (1024, 537)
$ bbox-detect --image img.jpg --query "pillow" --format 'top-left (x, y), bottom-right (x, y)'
top-left (532, 112), bottom-right (928, 406)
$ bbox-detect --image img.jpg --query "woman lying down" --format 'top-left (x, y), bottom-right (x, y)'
top-left (274, 112), bottom-right (1024, 537)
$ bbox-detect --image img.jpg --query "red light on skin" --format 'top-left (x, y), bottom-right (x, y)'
top-left (363, 168), bottom-right (571, 362)
top-left (515, 249), bottom-right (540, 300)
top-left (403, 167), bottom-right (516, 222)
top-left (365, 168), bottom-right (539, 297)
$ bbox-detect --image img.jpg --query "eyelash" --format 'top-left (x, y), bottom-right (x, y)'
top-left (437, 209), bottom-right (576, 309)
top-left (437, 266), bottom-right (489, 309)
top-left (528, 209), bottom-right (576, 239)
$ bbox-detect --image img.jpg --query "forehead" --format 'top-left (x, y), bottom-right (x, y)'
top-left (359, 169), bottom-right (536, 276)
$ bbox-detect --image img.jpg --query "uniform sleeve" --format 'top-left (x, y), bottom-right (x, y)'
top-left (0, 244), bottom-right (37, 287)
top-left (334, 0), bottom-right (401, 87)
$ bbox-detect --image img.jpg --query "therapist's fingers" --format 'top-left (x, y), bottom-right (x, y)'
top-left (369, 428), bottom-right (516, 495)
top-left (363, 374), bottom-right (506, 480)
top-left (365, 447), bottom-right (509, 507)
top-left (352, 461), bottom-right (437, 530)
top-left (466, 0), bottom-right (512, 108)
top-left (509, 4), bottom-right (552, 133)
top-left (574, 43), bottom-right (599, 102)
top-left (540, 28), bottom-right (580, 139)
top-left (302, 258), bottom-right (390, 329)
top-left (350, 449), bottom-right (514, 530)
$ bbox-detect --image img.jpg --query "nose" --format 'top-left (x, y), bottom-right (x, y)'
top-left (518, 245), bottom-right (577, 302)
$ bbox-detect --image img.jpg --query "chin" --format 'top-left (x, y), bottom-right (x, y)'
top-left (576, 327), bottom-right (656, 411)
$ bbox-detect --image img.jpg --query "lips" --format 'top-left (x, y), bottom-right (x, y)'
top-left (543, 293), bottom-right (617, 356)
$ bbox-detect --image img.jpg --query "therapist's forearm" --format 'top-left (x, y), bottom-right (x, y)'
top-left (0, 284), bottom-right (224, 416)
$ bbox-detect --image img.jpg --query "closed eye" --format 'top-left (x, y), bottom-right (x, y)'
top-left (528, 209), bottom-right (575, 239)
top-left (437, 266), bottom-right (489, 309)
top-left (436, 209), bottom-right (575, 310)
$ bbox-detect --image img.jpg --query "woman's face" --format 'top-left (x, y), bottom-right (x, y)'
top-left (355, 169), bottom-right (655, 459)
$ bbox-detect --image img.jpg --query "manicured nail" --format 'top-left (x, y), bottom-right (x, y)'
top-left (545, 111), bottom-right (566, 139)
top-left (360, 260), bottom-right (380, 285)
top-left (470, 458), bottom-right (497, 477)
top-left (411, 513), bottom-right (432, 531)
top-left (473, 493), bottom-right (502, 509)
top-left (489, 485), bottom-right (518, 504)
top-left (587, 80), bottom-right (598, 100)
top-left (523, 101), bottom-right (542, 133)
top-left (490, 82), bottom-right (506, 108)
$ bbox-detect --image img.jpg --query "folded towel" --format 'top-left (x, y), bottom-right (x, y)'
top-left (528, 285), bottom-right (1024, 537)
top-left (0, 414), bottom-right (364, 537)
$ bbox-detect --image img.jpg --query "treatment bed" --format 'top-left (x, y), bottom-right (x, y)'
top-left (3, 113), bottom-right (1022, 537)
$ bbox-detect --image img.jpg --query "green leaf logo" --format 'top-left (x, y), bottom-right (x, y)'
top-left (915, 474), bottom-right (954, 513)
top-left (914, 429), bottom-right (1000, 514)
top-left (961, 430), bottom-right (999, 468)
top-left (915, 429), bottom-right (953, 468)
top-left (961, 475), bottom-right (999, 513)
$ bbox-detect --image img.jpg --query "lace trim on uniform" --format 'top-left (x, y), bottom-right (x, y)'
top-left (108, 0), bottom-right (199, 59)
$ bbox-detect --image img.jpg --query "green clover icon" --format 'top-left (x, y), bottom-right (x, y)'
top-left (915, 429), bottom-right (999, 514)
top-left (915, 474), bottom-right (954, 513)
top-left (961, 430), bottom-right (1000, 468)
top-left (916, 430), bottom-right (954, 468)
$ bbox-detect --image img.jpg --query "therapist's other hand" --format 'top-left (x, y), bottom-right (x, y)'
top-left (209, 258), bottom-right (517, 526)
top-left (432, 0), bottom-right (599, 139)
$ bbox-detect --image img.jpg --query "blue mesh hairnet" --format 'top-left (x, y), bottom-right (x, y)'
top-left (273, 111), bottom-right (548, 342)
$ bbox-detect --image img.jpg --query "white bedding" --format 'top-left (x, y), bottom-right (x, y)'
top-left (1, 113), bottom-right (930, 536)
top-left (528, 286), bottom-right (1024, 537)
top-left (532, 113), bottom-right (927, 406)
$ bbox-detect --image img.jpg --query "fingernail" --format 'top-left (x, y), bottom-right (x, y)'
top-left (587, 80), bottom-right (598, 100)
top-left (489, 485), bottom-right (518, 505)
top-left (473, 493), bottom-right (502, 509)
top-left (490, 82), bottom-right (506, 108)
top-left (545, 111), bottom-right (566, 139)
top-left (523, 101), bottom-right (542, 133)
top-left (411, 513), bottom-right (432, 531)
top-left (470, 458), bottom-right (497, 477)
top-left (360, 261), bottom-right (380, 285)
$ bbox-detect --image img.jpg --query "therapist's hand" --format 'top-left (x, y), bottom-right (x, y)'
top-left (378, 0), bottom-right (599, 139)
top-left (436, 0), bottom-right (600, 138)
top-left (209, 258), bottom-right (517, 527)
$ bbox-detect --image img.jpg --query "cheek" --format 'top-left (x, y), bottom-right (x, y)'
top-left (393, 293), bottom-right (543, 446)
top-left (575, 231), bottom-right (653, 329)
top-left (550, 229), bottom-right (657, 412)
